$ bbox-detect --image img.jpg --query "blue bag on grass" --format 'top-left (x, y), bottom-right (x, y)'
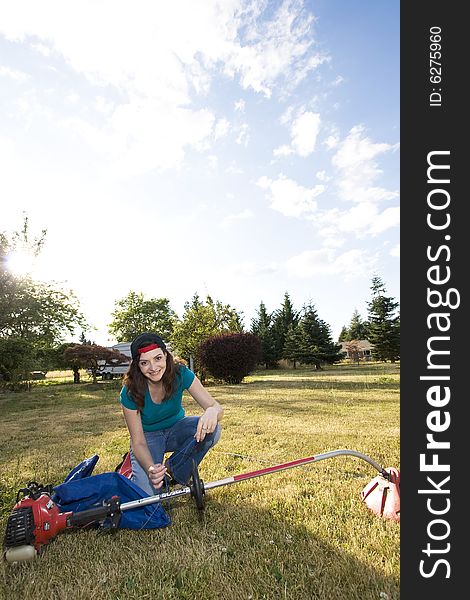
top-left (52, 456), bottom-right (171, 530)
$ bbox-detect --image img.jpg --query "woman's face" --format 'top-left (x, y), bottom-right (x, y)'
top-left (138, 347), bottom-right (167, 383)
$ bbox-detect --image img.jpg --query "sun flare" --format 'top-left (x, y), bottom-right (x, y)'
top-left (6, 250), bottom-right (35, 277)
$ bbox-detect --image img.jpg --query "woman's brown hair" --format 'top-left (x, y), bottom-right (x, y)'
top-left (123, 350), bottom-right (180, 411)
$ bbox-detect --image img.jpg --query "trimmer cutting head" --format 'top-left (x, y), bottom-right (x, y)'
top-left (361, 467), bottom-right (400, 522)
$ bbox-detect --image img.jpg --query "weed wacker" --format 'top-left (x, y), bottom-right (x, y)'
top-left (3, 449), bottom-right (400, 564)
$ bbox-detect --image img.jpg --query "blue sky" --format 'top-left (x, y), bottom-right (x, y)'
top-left (0, 0), bottom-right (399, 345)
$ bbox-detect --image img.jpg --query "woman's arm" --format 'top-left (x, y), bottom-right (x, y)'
top-left (121, 406), bottom-right (167, 488)
top-left (187, 377), bottom-right (224, 442)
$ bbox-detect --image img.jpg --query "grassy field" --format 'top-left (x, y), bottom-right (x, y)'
top-left (0, 363), bottom-right (400, 600)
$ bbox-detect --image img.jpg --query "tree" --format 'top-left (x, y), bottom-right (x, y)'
top-left (338, 325), bottom-right (349, 342)
top-left (63, 344), bottom-right (129, 384)
top-left (108, 292), bottom-right (176, 342)
top-left (50, 342), bottom-right (85, 383)
top-left (0, 278), bottom-right (86, 347)
top-left (271, 292), bottom-right (299, 362)
top-left (283, 323), bottom-right (304, 368)
top-left (295, 303), bottom-right (345, 369)
top-left (345, 340), bottom-right (362, 364)
top-left (171, 294), bottom-right (244, 377)
top-left (198, 333), bottom-right (262, 384)
top-left (79, 331), bottom-right (93, 345)
top-left (338, 310), bottom-right (369, 342)
top-left (0, 214), bottom-right (46, 266)
top-left (348, 309), bottom-right (369, 340)
top-left (366, 276), bottom-right (400, 362)
top-left (250, 301), bottom-right (277, 369)
top-left (0, 337), bottom-right (35, 382)
top-left (1, 217), bottom-right (86, 380)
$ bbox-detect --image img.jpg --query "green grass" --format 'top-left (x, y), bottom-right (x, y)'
top-left (0, 363), bottom-right (400, 600)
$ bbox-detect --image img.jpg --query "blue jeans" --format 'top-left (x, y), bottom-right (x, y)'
top-left (129, 416), bottom-right (221, 496)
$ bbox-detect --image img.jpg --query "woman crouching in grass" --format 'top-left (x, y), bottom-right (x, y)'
top-left (120, 332), bottom-right (223, 495)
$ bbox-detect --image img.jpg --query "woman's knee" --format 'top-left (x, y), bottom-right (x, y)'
top-left (210, 423), bottom-right (222, 445)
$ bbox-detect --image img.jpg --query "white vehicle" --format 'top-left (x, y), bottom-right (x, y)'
top-left (95, 342), bottom-right (132, 380)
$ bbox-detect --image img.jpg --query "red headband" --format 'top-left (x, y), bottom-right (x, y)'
top-left (137, 343), bottom-right (160, 355)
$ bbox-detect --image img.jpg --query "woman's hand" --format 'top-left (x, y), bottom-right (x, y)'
top-left (195, 406), bottom-right (219, 442)
top-left (147, 463), bottom-right (167, 489)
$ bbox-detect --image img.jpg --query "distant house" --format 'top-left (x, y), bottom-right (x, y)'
top-left (339, 340), bottom-right (373, 361)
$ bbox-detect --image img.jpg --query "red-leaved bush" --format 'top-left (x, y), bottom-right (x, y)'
top-left (197, 333), bottom-right (262, 384)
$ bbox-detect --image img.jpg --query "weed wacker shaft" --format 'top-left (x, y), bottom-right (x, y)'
top-left (121, 448), bottom-right (388, 511)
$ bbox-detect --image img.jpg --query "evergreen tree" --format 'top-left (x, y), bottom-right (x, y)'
top-left (338, 325), bottom-right (349, 342)
top-left (272, 292), bottom-right (299, 362)
top-left (251, 301), bottom-right (277, 369)
top-left (79, 331), bottom-right (93, 345)
top-left (366, 276), bottom-right (400, 362)
top-left (338, 310), bottom-right (369, 342)
top-left (296, 303), bottom-right (344, 369)
top-left (283, 323), bottom-right (303, 368)
top-left (348, 309), bottom-right (369, 340)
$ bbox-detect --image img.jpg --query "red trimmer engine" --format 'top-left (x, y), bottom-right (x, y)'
top-left (3, 483), bottom-right (69, 562)
top-left (3, 482), bottom-right (121, 563)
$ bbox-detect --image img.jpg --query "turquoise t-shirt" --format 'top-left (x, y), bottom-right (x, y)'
top-left (120, 365), bottom-right (195, 431)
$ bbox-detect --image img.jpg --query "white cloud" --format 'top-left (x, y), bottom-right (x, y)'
top-left (332, 125), bottom-right (398, 203)
top-left (228, 260), bottom-right (279, 277)
top-left (290, 111), bottom-right (320, 156)
top-left (56, 100), bottom-right (215, 176)
top-left (221, 209), bottom-right (254, 227)
top-left (330, 75), bottom-right (344, 86)
top-left (30, 42), bottom-right (52, 56)
top-left (316, 170), bottom-right (330, 182)
top-left (0, 65), bottom-right (30, 82)
top-left (323, 134), bottom-right (339, 150)
top-left (234, 98), bottom-right (245, 112)
top-left (319, 202), bottom-right (400, 237)
top-left (321, 235), bottom-right (345, 249)
top-left (235, 123), bottom-right (250, 146)
top-left (258, 174), bottom-right (324, 217)
top-left (0, 1), bottom-right (324, 99)
top-left (222, 1), bottom-right (327, 98)
top-left (214, 117), bottom-right (230, 140)
top-left (368, 206), bottom-right (400, 234)
top-left (112, 101), bottom-right (216, 174)
top-left (279, 105), bottom-right (294, 125)
top-left (65, 92), bottom-right (80, 104)
top-left (390, 244), bottom-right (400, 257)
top-left (208, 155), bottom-right (218, 169)
top-left (256, 175), bottom-right (271, 189)
top-left (0, 0), bottom-right (325, 174)
top-left (225, 162), bottom-right (244, 174)
top-left (273, 144), bottom-right (293, 157)
top-left (284, 248), bottom-right (377, 280)
top-left (274, 110), bottom-right (321, 158)
top-left (95, 96), bottom-right (114, 115)
top-left (263, 124), bottom-right (399, 239)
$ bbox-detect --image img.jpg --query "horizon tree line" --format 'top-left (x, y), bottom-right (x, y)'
top-left (1, 218), bottom-right (400, 382)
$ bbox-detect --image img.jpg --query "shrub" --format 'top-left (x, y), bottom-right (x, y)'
top-left (197, 333), bottom-right (262, 384)
top-left (0, 337), bottom-right (35, 382)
